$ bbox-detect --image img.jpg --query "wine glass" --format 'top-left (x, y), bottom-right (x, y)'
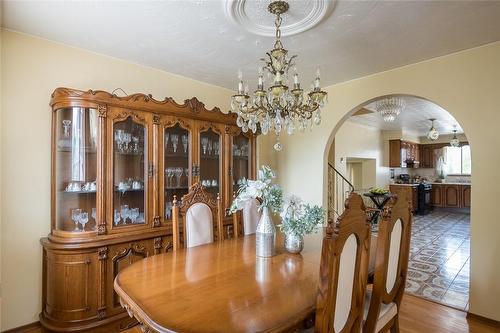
top-left (80, 212), bottom-right (89, 231)
top-left (165, 167), bottom-right (173, 188)
top-left (201, 137), bottom-right (209, 154)
top-left (165, 132), bottom-right (170, 151)
top-left (214, 142), bottom-right (219, 155)
top-left (71, 208), bottom-right (82, 231)
top-left (181, 135), bottom-right (188, 154)
top-left (130, 208), bottom-right (139, 224)
top-left (120, 205), bottom-right (130, 224)
top-left (123, 133), bottom-right (132, 152)
top-left (165, 202), bottom-right (173, 219)
top-left (207, 140), bottom-right (213, 155)
top-left (114, 209), bottom-right (121, 226)
top-left (175, 167), bottom-right (183, 187)
top-left (62, 120), bottom-right (71, 138)
top-left (115, 129), bottom-right (125, 152)
top-left (171, 134), bottom-right (179, 153)
top-left (91, 208), bottom-right (97, 222)
top-left (184, 168), bottom-right (189, 185)
top-left (132, 136), bottom-right (139, 154)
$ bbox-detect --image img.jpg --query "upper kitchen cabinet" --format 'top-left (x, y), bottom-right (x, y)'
top-left (389, 140), bottom-right (420, 168)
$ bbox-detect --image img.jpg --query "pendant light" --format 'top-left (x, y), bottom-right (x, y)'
top-left (450, 126), bottom-right (460, 147)
top-left (427, 118), bottom-right (439, 141)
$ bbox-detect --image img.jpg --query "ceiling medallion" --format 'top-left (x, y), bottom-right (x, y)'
top-left (450, 126), bottom-right (460, 147)
top-left (230, 0), bottom-right (328, 151)
top-left (375, 97), bottom-right (405, 122)
top-left (427, 118), bottom-right (439, 141)
top-left (225, 0), bottom-right (335, 37)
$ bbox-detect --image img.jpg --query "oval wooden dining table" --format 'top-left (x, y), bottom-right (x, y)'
top-left (114, 232), bottom-right (326, 333)
top-left (115, 231), bottom-right (378, 333)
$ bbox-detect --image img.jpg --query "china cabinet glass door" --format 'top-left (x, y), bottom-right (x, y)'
top-left (110, 112), bottom-right (150, 230)
top-left (198, 126), bottom-right (222, 197)
top-left (162, 121), bottom-right (191, 223)
top-left (54, 107), bottom-right (98, 233)
top-left (231, 133), bottom-right (251, 194)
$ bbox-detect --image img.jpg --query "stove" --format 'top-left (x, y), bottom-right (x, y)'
top-left (417, 183), bottom-right (432, 215)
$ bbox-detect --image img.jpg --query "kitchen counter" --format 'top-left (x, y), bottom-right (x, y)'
top-left (430, 182), bottom-right (471, 186)
top-left (390, 183), bottom-right (419, 186)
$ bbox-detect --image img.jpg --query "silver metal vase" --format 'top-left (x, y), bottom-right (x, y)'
top-left (284, 233), bottom-right (304, 254)
top-left (255, 206), bottom-right (276, 257)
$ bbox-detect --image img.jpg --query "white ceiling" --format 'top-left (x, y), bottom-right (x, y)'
top-left (348, 96), bottom-right (463, 136)
top-left (3, 0), bottom-right (500, 91)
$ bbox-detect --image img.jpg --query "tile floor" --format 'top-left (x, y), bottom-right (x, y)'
top-left (404, 210), bottom-right (470, 310)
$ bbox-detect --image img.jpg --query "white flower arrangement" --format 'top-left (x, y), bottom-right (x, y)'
top-left (278, 194), bottom-right (325, 237)
top-left (229, 165), bottom-right (283, 214)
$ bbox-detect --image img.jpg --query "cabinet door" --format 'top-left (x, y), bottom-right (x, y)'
top-left (444, 185), bottom-right (460, 207)
top-left (225, 127), bottom-right (254, 210)
top-left (389, 140), bottom-right (402, 167)
top-left (462, 185), bottom-right (471, 208)
top-left (431, 185), bottom-right (443, 207)
top-left (45, 251), bottom-right (98, 322)
top-left (107, 108), bottom-right (153, 233)
top-left (195, 122), bottom-right (224, 198)
top-left (412, 186), bottom-right (418, 212)
top-left (158, 116), bottom-right (193, 225)
top-left (53, 107), bottom-right (100, 235)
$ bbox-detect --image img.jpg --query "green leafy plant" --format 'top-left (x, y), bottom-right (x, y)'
top-left (278, 195), bottom-right (325, 237)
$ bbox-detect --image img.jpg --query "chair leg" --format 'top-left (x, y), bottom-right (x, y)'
top-left (389, 315), bottom-right (400, 333)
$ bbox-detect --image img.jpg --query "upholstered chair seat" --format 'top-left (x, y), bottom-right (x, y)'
top-left (363, 290), bottom-right (398, 332)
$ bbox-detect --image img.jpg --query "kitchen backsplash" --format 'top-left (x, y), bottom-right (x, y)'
top-left (390, 167), bottom-right (471, 183)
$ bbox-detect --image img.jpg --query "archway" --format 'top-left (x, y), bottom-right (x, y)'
top-left (324, 94), bottom-right (472, 310)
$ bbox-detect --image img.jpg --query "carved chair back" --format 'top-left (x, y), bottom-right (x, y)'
top-left (315, 193), bottom-right (372, 333)
top-left (172, 183), bottom-right (223, 249)
top-left (363, 195), bottom-right (412, 333)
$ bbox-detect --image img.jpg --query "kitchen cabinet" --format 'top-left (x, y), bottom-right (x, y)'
top-left (419, 144), bottom-right (435, 168)
top-left (389, 185), bottom-right (418, 212)
top-left (389, 140), bottom-right (420, 168)
top-left (444, 185), bottom-right (460, 207)
top-left (431, 184), bottom-right (470, 209)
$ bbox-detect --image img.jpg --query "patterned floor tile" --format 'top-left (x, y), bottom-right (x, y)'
top-left (404, 211), bottom-right (470, 310)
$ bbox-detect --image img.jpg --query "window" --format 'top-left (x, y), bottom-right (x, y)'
top-left (444, 145), bottom-right (471, 175)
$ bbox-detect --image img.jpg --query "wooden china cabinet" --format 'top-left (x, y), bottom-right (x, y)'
top-left (40, 88), bottom-right (257, 332)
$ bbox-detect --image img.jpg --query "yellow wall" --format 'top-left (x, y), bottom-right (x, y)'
top-left (334, 121), bottom-right (389, 189)
top-left (273, 41), bottom-right (500, 321)
top-left (0, 30), bottom-right (235, 330)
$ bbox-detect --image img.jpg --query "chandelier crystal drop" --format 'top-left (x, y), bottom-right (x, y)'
top-left (450, 127), bottom-right (460, 147)
top-left (375, 97), bottom-right (406, 122)
top-left (427, 118), bottom-right (439, 141)
top-left (230, 0), bottom-right (327, 151)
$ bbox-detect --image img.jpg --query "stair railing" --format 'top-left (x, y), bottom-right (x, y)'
top-left (327, 162), bottom-right (355, 220)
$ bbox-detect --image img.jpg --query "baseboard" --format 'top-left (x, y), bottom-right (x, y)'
top-left (2, 321), bottom-right (41, 333)
top-left (467, 312), bottom-right (500, 327)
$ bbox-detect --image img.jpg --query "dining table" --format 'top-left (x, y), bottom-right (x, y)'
top-left (114, 231), bottom-right (378, 333)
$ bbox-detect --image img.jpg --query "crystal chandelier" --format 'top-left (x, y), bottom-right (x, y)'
top-left (450, 126), bottom-right (460, 147)
top-left (427, 118), bottom-right (439, 141)
top-left (230, 0), bottom-right (327, 151)
top-left (375, 97), bottom-right (405, 122)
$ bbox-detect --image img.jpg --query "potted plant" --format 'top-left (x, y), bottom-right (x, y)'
top-left (278, 195), bottom-right (325, 254)
top-left (230, 165), bottom-right (283, 257)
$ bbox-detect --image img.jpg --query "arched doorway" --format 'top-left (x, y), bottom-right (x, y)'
top-left (325, 94), bottom-right (471, 310)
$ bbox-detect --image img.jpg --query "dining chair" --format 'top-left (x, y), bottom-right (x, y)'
top-left (314, 192), bottom-right (372, 333)
top-left (363, 195), bottom-right (412, 333)
top-left (232, 197), bottom-right (261, 237)
top-left (172, 182), bottom-right (224, 249)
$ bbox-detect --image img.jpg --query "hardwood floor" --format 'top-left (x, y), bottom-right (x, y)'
top-left (22, 294), bottom-right (500, 333)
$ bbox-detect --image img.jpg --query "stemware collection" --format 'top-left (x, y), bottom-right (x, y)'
top-left (65, 180), bottom-right (96, 192)
top-left (115, 129), bottom-right (142, 154)
top-left (201, 137), bottom-right (220, 155)
top-left (71, 208), bottom-right (97, 231)
top-left (113, 205), bottom-right (143, 226)
top-left (165, 167), bottom-right (189, 188)
top-left (165, 133), bottom-right (189, 154)
top-left (233, 143), bottom-right (249, 157)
